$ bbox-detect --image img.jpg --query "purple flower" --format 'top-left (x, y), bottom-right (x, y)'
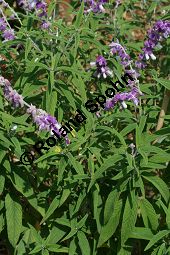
top-left (83, 0), bottom-right (108, 13)
top-left (135, 60), bottom-right (147, 69)
top-left (40, 20), bottom-right (50, 29)
top-left (110, 42), bottom-right (131, 67)
top-left (90, 55), bottom-right (113, 79)
top-left (18, 0), bottom-right (49, 29)
top-left (27, 105), bottom-right (60, 132)
top-left (110, 42), bottom-right (140, 89)
top-left (0, 17), bottom-right (7, 31)
top-left (36, 1), bottom-right (46, 10)
top-left (18, 0), bottom-right (47, 16)
top-left (18, 0), bottom-right (37, 10)
top-left (104, 87), bottom-right (142, 110)
top-left (136, 20), bottom-right (170, 68)
top-left (0, 77), bottom-right (24, 107)
top-left (27, 105), bottom-right (70, 144)
top-left (2, 29), bottom-right (15, 41)
top-left (125, 69), bottom-right (140, 79)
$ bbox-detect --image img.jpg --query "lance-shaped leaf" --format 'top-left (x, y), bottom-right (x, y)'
top-left (121, 190), bottom-right (138, 246)
top-left (5, 194), bottom-right (22, 247)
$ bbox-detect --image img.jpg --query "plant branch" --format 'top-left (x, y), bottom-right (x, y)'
top-left (156, 89), bottom-right (170, 131)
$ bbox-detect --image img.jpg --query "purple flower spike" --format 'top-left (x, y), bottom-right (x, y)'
top-left (27, 105), bottom-right (70, 144)
top-left (90, 55), bottom-right (113, 79)
top-left (0, 77), bottom-right (24, 107)
top-left (104, 87), bottom-right (142, 111)
top-left (27, 105), bottom-right (61, 132)
top-left (109, 42), bottom-right (140, 89)
top-left (18, 0), bottom-right (49, 29)
top-left (0, 76), bottom-right (69, 145)
top-left (136, 20), bottom-right (170, 69)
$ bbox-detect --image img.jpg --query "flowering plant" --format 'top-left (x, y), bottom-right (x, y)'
top-left (0, 0), bottom-right (170, 254)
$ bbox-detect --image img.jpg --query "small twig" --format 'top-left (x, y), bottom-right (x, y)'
top-left (153, 88), bottom-right (170, 145)
top-left (156, 89), bottom-right (170, 131)
top-left (0, 7), bottom-right (11, 28)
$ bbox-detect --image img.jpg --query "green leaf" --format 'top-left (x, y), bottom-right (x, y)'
top-left (62, 228), bottom-right (77, 242)
top-left (77, 231), bottom-right (91, 255)
top-left (77, 214), bottom-right (88, 229)
top-left (129, 227), bottom-right (154, 240)
top-left (59, 189), bottom-right (71, 207)
top-left (69, 237), bottom-right (77, 255)
top-left (144, 230), bottom-right (170, 251)
top-left (25, 38), bottom-right (32, 59)
top-left (74, 1), bottom-right (84, 28)
top-left (166, 202), bottom-right (170, 229)
top-left (29, 245), bottom-right (42, 254)
top-left (139, 198), bottom-right (159, 231)
top-left (40, 196), bottom-right (59, 224)
top-left (149, 154), bottom-right (170, 163)
top-left (151, 247), bottom-right (160, 255)
top-left (46, 91), bottom-right (57, 116)
top-left (47, 244), bottom-right (69, 253)
top-left (45, 224), bottom-right (68, 244)
top-left (9, 171), bottom-right (44, 216)
top-left (97, 126), bottom-right (127, 147)
top-left (157, 243), bottom-right (166, 255)
top-left (34, 150), bottom-right (58, 164)
top-left (57, 84), bottom-right (76, 110)
top-left (120, 123), bottom-right (136, 136)
top-left (0, 213), bottom-right (5, 234)
top-left (28, 224), bottom-right (42, 244)
top-left (88, 154), bottom-right (123, 192)
top-left (67, 152), bottom-right (84, 175)
top-left (147, 2), bottom-right (158, 13)
top-left (72, 75), bottom-right (87, 102)
top-left (121, 190), bottom-right (138, 246)
top-left (136, 125), bottom-right (142, 149)
top-left (154, 77), bottom-right (170, 90)
top-left (139, 115), bottom-right (147, 133)
top-left (118, 246), bottom-right (132, 255)
top-left (0, 174), bottom-right (5, 194)
top-left (0, 150), bottom-right (6, 164)
top-left (98, 198), bottom-right (122, 247)
top-left (57, 157), bottom-right (68, 184)
top-left (42, 250), bottom-right (49, 255)
top-left (143, 175), bottom-right (170, 204)
top-left (104, 189), bottom-right (119, 224)
top-left (5, 194), bottom-right (22, 247)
